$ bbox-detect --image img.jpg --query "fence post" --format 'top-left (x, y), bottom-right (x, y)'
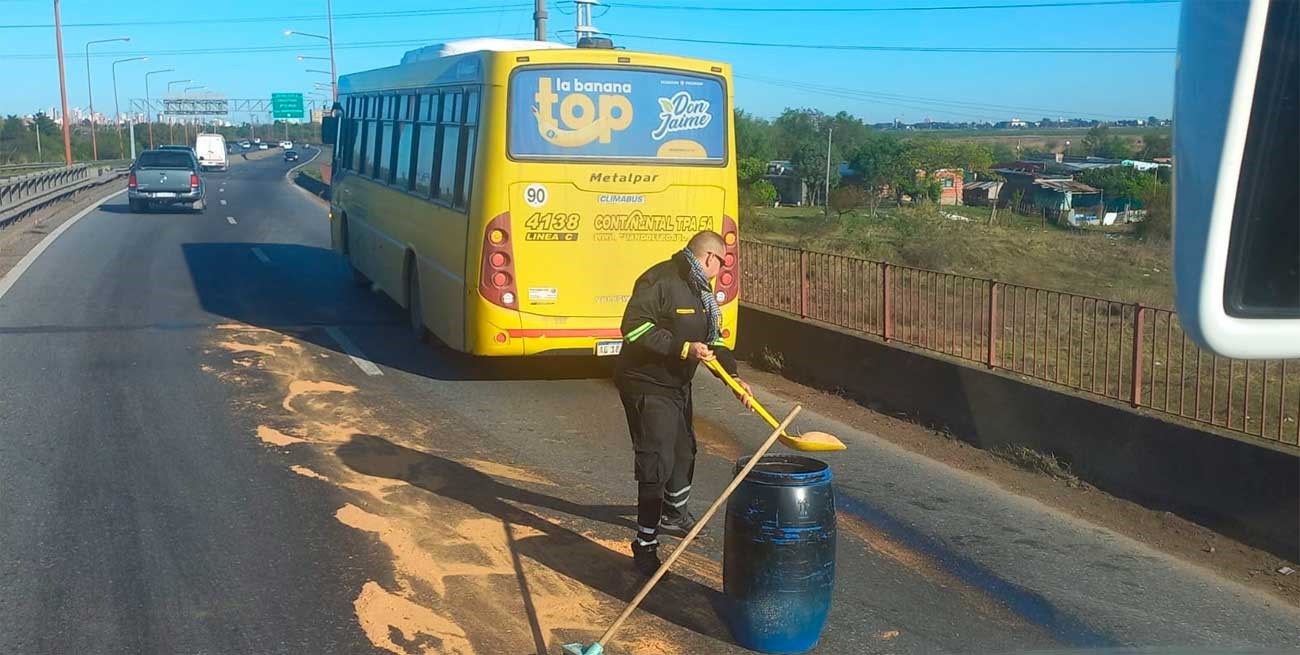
top-left (1131, 304), bottom-right (1145, 407)
top-left (882, 263), bottom-right (893, 341)
top-left (987, 281), bottom-right (999, 369)
top-left (799, 249), bottom-right (809, 319)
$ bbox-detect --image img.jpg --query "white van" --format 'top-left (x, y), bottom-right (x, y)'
top-left (195, 133), bottom-right (228, 171)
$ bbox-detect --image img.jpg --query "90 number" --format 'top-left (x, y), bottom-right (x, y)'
top-left (524, 183), bottom-right (548, 208)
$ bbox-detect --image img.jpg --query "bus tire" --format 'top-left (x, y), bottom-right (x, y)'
top-left (407, 263), bottom-right (429, 343)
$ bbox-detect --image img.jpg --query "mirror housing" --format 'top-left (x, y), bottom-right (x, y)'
top-left (1174, 0), bottom-right (1299, 359)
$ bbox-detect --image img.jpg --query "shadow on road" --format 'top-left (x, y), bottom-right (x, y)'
top-left (181, 241), bottom-right (615, 381)
top-left (336, 433), bottom-right (730, 645)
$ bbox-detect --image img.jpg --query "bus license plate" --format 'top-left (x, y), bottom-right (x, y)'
top-left (595, 340), bottom-right (623, 357)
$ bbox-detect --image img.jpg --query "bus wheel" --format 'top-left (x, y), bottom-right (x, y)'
top-left (408, 264), bottom-right (429, 343)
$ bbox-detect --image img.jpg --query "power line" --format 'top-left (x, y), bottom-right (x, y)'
top-left (600, 0), bottom-right (1177, 12)
top-left (600, 31), bottom-right (1175, 53)
top-left (737, 73), bottom-right (1139, 120)
top-left (0, 33), bottom-right (534, 61)
top-left (0, 4), bottom-right (531, 30)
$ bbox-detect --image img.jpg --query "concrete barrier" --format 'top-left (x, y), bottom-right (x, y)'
top-left (737, 304), bottom-right (1300, 561)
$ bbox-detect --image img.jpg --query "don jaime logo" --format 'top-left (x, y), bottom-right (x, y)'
top-left (652, 91), bottom-right (712, 141)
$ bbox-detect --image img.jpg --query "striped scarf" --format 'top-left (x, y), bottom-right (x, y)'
top-left (683, 248), bottom-right (721, 343)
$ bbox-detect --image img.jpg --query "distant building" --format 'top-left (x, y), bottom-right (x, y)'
top-left (963, 180), bottom-right (1003, 206)
top-left (933, 169), bottom-right (964, 205)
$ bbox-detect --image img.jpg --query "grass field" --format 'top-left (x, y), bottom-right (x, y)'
top-left (743, 203), bottom-right (1175, 309)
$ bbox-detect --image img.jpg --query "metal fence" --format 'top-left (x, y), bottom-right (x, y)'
top-left (741, 240), bottom-right (1300, 450)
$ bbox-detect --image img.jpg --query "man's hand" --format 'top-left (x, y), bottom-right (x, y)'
top-left (687, 342), bottom-right (715, 361)
top-left (733, 378), bottom-right (754, 408)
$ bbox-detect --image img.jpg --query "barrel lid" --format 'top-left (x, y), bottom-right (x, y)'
top-left (735, 455), bottom-right (832, 486)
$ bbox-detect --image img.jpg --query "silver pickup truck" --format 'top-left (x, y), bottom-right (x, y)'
top-left (128, 150), bottom-right (207, 213)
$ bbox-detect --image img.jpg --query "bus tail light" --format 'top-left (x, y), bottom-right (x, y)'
top-left (128, 172), bottom-right (137, 189)
top-left (480, 212), bottom-right (518, 309)
top-left (716, 215), bottom-right (739, 304)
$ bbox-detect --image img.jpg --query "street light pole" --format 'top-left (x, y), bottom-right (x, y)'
top-left (534, 0), bottom-right (547, 41)
top-left (53, 0), bottom-right (73, 165)
top-left (183, 86), bottom-right (205, 143)
top-left (143, 68), bottom-right (174, 149)
top-left (84, 36), bottom-right (130, 160)
top-left (112, 56), bottom-right (147, 158)
top-left (286, 21), bottom-right (336, 101)
top-left (166, 79), bottom-right (190, 144)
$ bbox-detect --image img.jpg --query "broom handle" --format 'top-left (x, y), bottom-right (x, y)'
top-left (703, 358), bottom-right (786, 435)
top-left (596, 405), bottom-right (803, 647)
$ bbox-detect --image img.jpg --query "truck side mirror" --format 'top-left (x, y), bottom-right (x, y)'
top-left (1174, 0), bottom-right (1299, 359)
top-left (321, 115), bottom-right (339, 146)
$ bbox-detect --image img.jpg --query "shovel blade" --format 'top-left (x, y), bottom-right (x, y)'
top-left (779, 431), bottom-right (847, 452)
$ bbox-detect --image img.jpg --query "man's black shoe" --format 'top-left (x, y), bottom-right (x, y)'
top-left (631, 540), bottom-right (662, 577)
top-left (658, 510), bottom-right (699, 537)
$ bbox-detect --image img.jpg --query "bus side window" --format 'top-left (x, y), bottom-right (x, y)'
top-left (457, 90), bottom-right (480, 210)
top-left (433, 91), bottom-right (461, 204)
top-left (395, 95), bottom-right (415, 190)
top-left (414, 92), bottom-right (439, 197)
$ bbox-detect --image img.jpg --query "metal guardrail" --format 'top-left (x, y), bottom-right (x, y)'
top-left (0, 161), bottom-right (68, 178)
top-left (741, 240), bottom-right (1300, 450)
top-left (0, 163), bottom-right (124, 229)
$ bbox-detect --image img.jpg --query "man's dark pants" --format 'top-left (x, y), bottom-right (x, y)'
top-left (619, 389), bottom-right (696, 545)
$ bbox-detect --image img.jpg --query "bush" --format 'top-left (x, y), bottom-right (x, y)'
top-left (1136, 181), bottom-right (1172, 241)
top-left (749, 179), bottom-right (778, 207)
top-left (829, 186), bottom-right (868, 217)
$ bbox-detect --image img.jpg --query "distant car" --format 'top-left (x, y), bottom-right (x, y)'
top-left (284, 150), bottom-right (299, 162)
top-left (239, 141), bottom-right (251, 149)
top-left (128, 149), bottom-right (205, 213)
top-left (279, 141), bottom-right (293, 149)
top-left (258, 143), bottom-right (269, 150)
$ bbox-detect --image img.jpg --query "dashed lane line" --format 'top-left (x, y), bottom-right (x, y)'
top-left (251, 247), bottom-right (271, 264)
top-left (324, 326), bottom-right (384, 377)
top-left (226, 216), bottom-right (237, 225)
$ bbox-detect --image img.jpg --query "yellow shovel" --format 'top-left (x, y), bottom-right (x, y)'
top-left (704, 358), bottom-right (846, 452)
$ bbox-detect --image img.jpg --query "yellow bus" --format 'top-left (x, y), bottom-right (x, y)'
top-left (325, 39), bottom-right (739, 357)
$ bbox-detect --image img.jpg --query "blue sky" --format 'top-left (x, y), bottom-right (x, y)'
top-left (0, 0), bottom-right (1180, 123)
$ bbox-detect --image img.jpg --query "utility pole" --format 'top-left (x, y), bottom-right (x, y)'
top-left (823, 125), bottom-right (834, 217)
top-left (35, 121), bottom-right (42, 158)
top-left (53, 0), bottom-right (73, 165)
top-left (534, 0), bottom-right (548, 41)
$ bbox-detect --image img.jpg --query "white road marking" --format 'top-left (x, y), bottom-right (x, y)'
top-left (219, 199), bottom-right (227, 206)
top-left (251, 247), bottom-right (271, 264)
top-left (219, 188), bottom-right (225, 193)
top-left (325, 327), bottom-right (384, 376)
top-left (0, 189), bottom-right (126, 303)
top-left (226, 216), bottom-right (237, 225)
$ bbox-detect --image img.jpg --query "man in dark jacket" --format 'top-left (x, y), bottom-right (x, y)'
top-left (615, 230), bottom-right (751, 575)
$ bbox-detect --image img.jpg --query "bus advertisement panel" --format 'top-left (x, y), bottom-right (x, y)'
top-left (508, 67), bottom-right (727, 163)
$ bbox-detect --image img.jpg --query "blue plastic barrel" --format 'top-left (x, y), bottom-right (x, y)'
top-left (723, 455), bottom-right (836, 654)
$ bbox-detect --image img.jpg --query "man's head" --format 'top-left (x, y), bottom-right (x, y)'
top-left (687, 230), bottom-right (726, 279)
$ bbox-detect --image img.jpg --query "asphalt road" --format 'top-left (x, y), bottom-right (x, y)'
top-left (0, 154), bottom-right (1297, 655)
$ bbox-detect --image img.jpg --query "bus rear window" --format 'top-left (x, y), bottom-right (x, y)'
top-left (508, 67), bottom-right (726, 164)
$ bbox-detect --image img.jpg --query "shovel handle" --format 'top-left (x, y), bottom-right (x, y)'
top-left (704, 358), bottom-right (786, 435)
top-left (595, 405), bottom-right (803, 648)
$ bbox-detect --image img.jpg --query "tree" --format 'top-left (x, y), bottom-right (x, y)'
top-left (737, 157), bottom-right (768, 186)
top-left (829, 186), bottom-right (868, 217)
top-left (790, 139), bottom-right (838, 207)
top-left (1080, 125), bottom-right (1133, 159)
top-left (1136, 179), bottom-right (1172, 241)
top-left (1137, 131), bottom-right (1171, 160)
top-left (990, 142), bottom-right (1017, 163)
top-left (734, 109), bottom-right (775, 162)
top-left (773, 108), bottom-right (823, 160)
top-left (848, 132), bottom-right (907, 216)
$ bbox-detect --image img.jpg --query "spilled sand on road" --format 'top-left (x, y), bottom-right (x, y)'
top-left (200, 324), bottom-right (732, 655)
top-left (257, 425), bottom-right (306, 446)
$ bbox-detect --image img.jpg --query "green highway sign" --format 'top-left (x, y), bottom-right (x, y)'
top-left (271, 93), bottom-right (305, 119)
